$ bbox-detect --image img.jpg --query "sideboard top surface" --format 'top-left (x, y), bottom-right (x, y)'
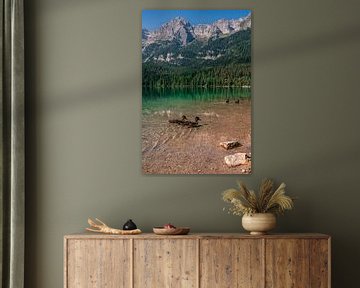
top-left (64, 232), bottom-right (330, 240)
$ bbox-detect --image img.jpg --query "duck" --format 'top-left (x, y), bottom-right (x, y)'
top-left (169, 115), bottom-right (187, 124)
top-left (225, 99), bottom-right (230, 103)
top-left (235, 99), bottom-right (240, 104)
top-left (186, 116), bottom-right (202, 128)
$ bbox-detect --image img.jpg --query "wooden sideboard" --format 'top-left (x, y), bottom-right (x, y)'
top-left (64, 233), bottom-right (330, 288)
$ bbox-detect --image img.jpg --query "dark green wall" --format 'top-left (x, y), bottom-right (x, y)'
top-left (25, 0), bottom-right (360, 287)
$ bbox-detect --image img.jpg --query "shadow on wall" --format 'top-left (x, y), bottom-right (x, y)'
top-left (37, 21), bottom-right (360, 112)
top-left (43, 75), bottom-right (140, 112)
top-left (256, 23), bottom-right (360, 63)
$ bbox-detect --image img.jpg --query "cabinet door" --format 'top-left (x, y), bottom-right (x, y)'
top-left (66, 239), bottom-right (131, 288)
top-left (200, 239), bottom-right (264, 288)
top-left (266, 239), bottom-right (309, 287)
top-left (134, 239), bottom-right (198, 288)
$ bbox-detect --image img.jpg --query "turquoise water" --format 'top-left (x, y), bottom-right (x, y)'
top-left (142, 87), bottom-right (251, 112)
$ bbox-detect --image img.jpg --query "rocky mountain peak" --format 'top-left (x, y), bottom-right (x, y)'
top-left (171, 16), bottom-right (189, 26)
top-left (213, 19), bottom-right (233, 34)
top-left (240, 14), bottom-right (251, 30)
top-left (145, 16), bottom-right (194, 46)
top-left (143, 13), bottom-right (251, 48)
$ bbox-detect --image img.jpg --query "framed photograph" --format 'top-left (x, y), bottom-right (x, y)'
top-left (142, 10), bottom-right (251, 174)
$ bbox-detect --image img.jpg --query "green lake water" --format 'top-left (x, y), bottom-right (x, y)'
top-left (142, 87), bottom-right (251, 113)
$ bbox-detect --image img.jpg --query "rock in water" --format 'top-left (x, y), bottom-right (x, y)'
top-left (219, 141), bottom-right (241, 150)
top-left (224, 153), bottom-right (248, 167)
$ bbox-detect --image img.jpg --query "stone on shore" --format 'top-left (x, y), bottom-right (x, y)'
top-left (219, 140), bottom-right (241, 150)
top-left (224, 153), bottom-right (248, 167)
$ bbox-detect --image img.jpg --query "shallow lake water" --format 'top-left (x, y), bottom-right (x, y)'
top-left (142, 87), bottom-right (251, 174)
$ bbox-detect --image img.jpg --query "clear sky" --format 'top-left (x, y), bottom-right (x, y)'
top-left (142, 10), bottom-right (251, 31)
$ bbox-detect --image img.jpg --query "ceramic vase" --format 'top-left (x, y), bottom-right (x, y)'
top-left (242, 213), bottom-right (276, 235)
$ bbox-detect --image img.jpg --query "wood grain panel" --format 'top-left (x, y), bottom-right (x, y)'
top-left (66, 239), bottom-right (131, 288)
top-left (310, 239), bottom-right (329, 288)
top-left (133, 239), bottom-right (197, 288)
top-left (265, 239), bottom-right (310, 288)
top-left (200, 239), bottom-right (264, 288)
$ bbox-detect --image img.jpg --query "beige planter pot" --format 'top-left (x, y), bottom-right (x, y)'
top-left (242, 213), bottom-right (276, 235)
